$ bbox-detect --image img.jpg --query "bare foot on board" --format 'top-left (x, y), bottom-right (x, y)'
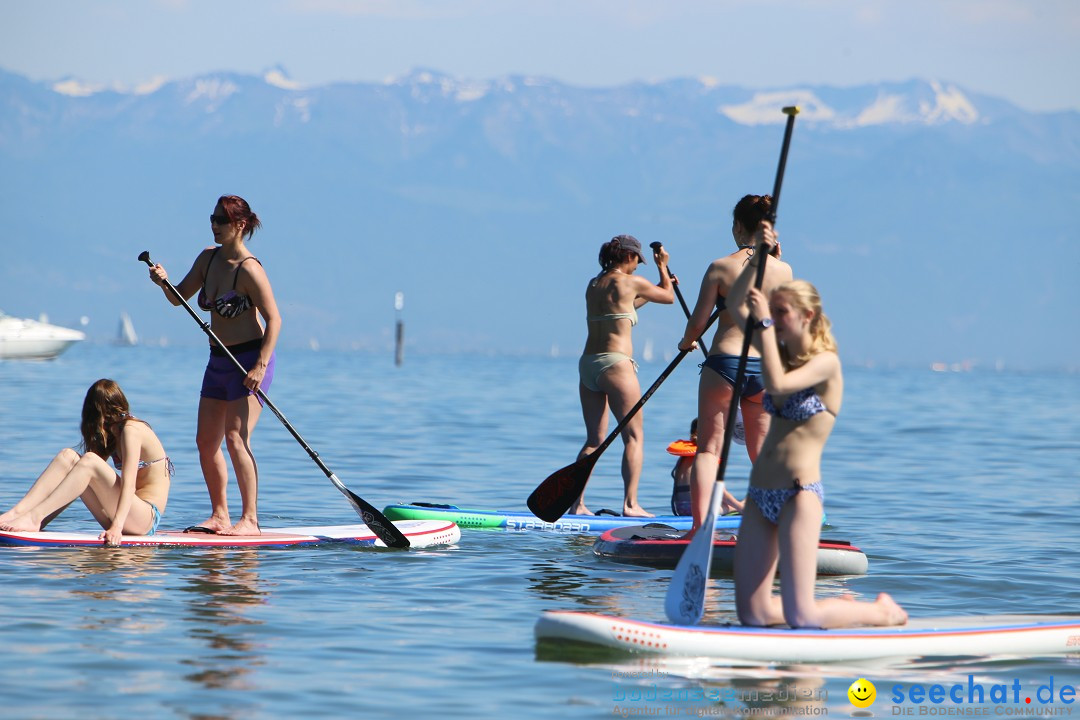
top-left (189, 515), bottom-right (233, 534)
top-left (219, 517), bottom-right (261, 536)
top-left (0, 513), bottom-right (42, 533)
top-left (876, 593), bottom-right (908, 626)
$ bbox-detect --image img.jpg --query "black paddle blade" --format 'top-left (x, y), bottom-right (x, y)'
top-left (527, 455), bottom-right (597, 522)
top-left (347, 491), bottom-right (411, 548)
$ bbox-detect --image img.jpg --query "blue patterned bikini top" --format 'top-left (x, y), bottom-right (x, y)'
top-left (762, 387), bottom-right (834, 421)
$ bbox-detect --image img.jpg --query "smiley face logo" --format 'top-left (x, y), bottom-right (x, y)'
top-left (848, 678), bottom-right (876, 708)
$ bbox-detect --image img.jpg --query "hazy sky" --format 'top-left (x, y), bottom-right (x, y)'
top-left (2, 0), bottom-right (1078, 113)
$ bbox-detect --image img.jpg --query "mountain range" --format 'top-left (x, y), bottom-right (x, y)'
top-left (1, 66), bottom-right (1077, 370)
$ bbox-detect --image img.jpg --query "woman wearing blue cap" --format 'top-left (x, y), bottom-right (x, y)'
top-left (573, 235), bottom-right (674, 517)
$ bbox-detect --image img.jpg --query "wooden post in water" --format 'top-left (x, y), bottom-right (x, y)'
top-left (394, 291), bottom-right (404, 367)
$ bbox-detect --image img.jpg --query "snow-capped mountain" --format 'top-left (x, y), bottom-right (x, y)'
top-left (35, 67), bottom-right (994, 128)
top-left (1, 67), bottom-right (1076, 367)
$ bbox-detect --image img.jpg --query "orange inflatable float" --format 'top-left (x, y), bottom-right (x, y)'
top-left (666, 439), bottom-right (697, 457)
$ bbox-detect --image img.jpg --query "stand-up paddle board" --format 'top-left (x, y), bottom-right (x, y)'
top-left (593, 524), bottom-right (868, 576)
top-left (383, 502), bottom-right (743, 534)
top-left (0, 520), bottom-right (460, 549)
top-left (535, 611), bottom-right (1080, 662)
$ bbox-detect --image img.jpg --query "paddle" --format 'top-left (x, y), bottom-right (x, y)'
top-left (527, 313), bottom-right (720, 523)
top-left (138, 251), bottom-right (410, 549)
top-left (649, 242), bottom-right (708, 360)
top-left (665, 106), bottom-right (800, 624)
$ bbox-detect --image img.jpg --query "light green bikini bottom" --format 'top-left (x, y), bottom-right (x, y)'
top-left (578, 352), bottom-right (638, 392)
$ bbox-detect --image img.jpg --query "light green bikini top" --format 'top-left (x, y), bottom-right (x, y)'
top-left (587, 309), bottom-right (638, 327)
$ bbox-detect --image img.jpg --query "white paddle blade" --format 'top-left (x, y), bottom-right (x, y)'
top-left (664, 482), bottom-right (723, 625)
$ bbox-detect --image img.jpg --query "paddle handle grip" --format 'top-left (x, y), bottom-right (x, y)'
top-left (767, 107), bottom-right (800, 223)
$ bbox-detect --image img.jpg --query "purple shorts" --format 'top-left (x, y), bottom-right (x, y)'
top-left (201, 338), bottom-right (276, 404)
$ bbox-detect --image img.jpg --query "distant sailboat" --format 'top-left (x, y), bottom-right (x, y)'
top-left (115, 312), bottom-right (138, 346)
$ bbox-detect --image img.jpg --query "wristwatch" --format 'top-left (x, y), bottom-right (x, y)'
top-left (755, 317), bottom-right (774, 330)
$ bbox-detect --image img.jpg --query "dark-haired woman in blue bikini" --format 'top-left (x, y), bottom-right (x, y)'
top-left (725, 221), bottom-right (906, 629)
top-left (678, 195), bottom-right (793, 536)
top-left (149, 195), bottom-right (280, 536)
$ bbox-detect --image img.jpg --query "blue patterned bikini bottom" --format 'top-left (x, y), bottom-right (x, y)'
top-left (746, 481), bottom-right (824, 525)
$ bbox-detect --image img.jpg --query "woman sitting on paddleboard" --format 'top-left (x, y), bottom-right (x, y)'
top-left (148, 194), bottom-right (280, 536)
top-left (678, 194), bottom-right (793, 533)
top-left (725, 222), bottom-right (906, 628)
top-left (0, 379), bottom-right (172, 547)
top-left (573, 235), bottom-right (674, 517)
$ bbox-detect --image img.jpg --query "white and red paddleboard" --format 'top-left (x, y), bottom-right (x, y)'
top-left (536, 611), bottom-right (1080, 662)
top-left (0, 520), bottom-right (460, 549)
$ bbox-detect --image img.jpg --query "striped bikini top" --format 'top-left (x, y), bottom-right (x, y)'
top-left (198, 248), bottom-right (261, 319)
top-left (113, 455), bottom-right (175, 477)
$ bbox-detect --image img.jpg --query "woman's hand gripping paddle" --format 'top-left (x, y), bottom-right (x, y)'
top-left (139, 251), bottom-right (410, 548)
top-left (665, 106), bottom-right (800, 624)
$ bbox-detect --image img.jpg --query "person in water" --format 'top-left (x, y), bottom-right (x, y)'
top-left (0, 379), bottom-right (172, 547)
top-left (148, 194), bottom-right (281, 536)
top-left (574, 235), bottom-right (674, 517)
top-left (726, 221), bottom-right (907, 628)
top-left (678, 194), bottom-right (792, 534)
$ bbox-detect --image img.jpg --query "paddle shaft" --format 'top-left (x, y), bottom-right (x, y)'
top-left (665, 106), bottom-right (800, 624)
top-left (714, 107), bottom-right (799, 488)
top-left (649, 242), bottom-right (707, 360)
top-left (138, 251), bottom-right (410, 548)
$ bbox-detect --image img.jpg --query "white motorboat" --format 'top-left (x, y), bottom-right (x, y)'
top-left (0, 310), bottom-right (85, 360)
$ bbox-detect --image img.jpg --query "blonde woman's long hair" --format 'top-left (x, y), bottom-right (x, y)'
top-left (774, 280), bottom-right (837, 368)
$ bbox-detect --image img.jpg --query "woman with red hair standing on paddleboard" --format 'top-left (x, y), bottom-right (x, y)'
top-left (148, 195), bottom-right (280, 536)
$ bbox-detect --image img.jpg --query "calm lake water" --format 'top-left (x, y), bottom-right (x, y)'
top-left (1, 346), bottom-right (1078, 719)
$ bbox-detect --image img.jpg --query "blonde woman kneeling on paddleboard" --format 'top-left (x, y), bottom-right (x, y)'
top-left (726, 222), bottom-right (906, 628)
top-left (0, 379), bottom-right (172, 547)
top-left (574, 235), bottom-right (674, 517)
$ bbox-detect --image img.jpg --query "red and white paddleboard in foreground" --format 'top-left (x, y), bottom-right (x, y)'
top-left (0, 520), bottom-right (460, 549)
top-left (536, 610), bottom-right (1080, 662)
